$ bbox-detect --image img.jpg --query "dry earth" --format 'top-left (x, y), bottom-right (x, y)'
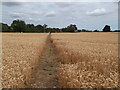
top-left (29, 35), bottom-right (59, 88)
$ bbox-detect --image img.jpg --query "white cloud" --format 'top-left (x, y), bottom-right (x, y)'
top-left (45, 11), bottom-right (56, 17)
top-left (2, 2), bottom-right (118, 30)
top-left (86, 8), bottom-right (110, 16)
top-left (28, 17), bottom-right (41, 22)
top-left (28, 17), bottom-right (33, 20)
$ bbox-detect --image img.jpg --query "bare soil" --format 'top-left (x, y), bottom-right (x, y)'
top-left (28, 34), bottom-right (59, 88)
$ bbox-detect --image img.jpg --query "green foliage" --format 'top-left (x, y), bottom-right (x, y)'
top-left (26, 24), bottom-right (36, 32)
top-left (2, 19), bottom-right (118, 33)
top-left (66, 24), bottom-right (77, 32)
top-left (36, 25), bottom-right (44, 32)
top-left (94, 30), bottom-right (99, 32)
top-left (1, 19), bottom-right (79, 33)
top-left (43, 68), bottom-right (51, 71)
top-left (103, 25), bottom-right (111, 32)
top-left (113, 30), bottom-right (120, 32)
top-left (11, 20), bottom-right (26, 32)
top-left (1, 23), bottom-right (12, 32)
top-left (81, 29), bottom-right (86, 32)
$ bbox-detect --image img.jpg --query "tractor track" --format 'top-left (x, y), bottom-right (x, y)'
top-left (28, 34), bottom-right (59, 88)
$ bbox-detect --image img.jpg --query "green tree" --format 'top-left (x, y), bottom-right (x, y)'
top-left (103, 25), bottom-right (111, 32)
top-left (36, 25), bottom-right (44, 32)
top-left (81, 29), bottom-right (86, 32)
top-left (94, 30), bottom-right (99, 32)
top-left (1, 23), bottom-right (12, 32)
top-left (11, 20), bottom-right (26, 32)
top-left (66, 24), bottom-right (77, 32)
top-left (26, 24), bottom-right (36, 32)
top-left (43, 24), bottom-right (47, 33)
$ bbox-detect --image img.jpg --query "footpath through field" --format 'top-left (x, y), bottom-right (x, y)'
top-left (29, 34), bottom-right (59, 88)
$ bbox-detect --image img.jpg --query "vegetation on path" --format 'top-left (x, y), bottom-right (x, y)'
top-left (29, 34), bottom-right (59, 88)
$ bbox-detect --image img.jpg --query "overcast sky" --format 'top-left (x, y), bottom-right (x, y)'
top-left (2, 1), bottom-right (118, 30)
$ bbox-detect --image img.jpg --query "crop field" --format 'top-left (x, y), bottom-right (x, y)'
top-left (52, 32), bottom-right (118, 88)
top-left (2, 32), bottom-right (119, 88)
top-left (2, 33), bottom-right (48, 88)
top-left (0, 33), bottom-right (2, 88)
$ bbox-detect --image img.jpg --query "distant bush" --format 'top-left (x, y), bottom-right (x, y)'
top-left (113, 30), bottom-right (120, 32)
top-left (94, 30), bottom-right (99, 32)
top-left (103, 25), bottom-right (111, 32)
top-left (1, 23), bottom-right (12, 32)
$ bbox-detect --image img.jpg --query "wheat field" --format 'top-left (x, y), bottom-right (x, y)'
top-left (2, 33), bottom-right (48, 88)
top-left (52, 32), bottom-right (118, 88)
top-left (2, 32), bottom-right (119, 88)
top-left (0, 33), bottom-right (2, 88)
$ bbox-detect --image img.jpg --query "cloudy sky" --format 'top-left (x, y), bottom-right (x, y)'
top-left (2, 1), bottom-right (118, 30)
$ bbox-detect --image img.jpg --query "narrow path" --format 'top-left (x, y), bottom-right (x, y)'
top-left (29, 34), bottom-right (58, 88)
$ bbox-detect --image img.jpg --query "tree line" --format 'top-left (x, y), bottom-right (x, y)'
top-left (0, 19), bottom-right (119, 33)
top-left (1, 20), bottom-right (78, 33)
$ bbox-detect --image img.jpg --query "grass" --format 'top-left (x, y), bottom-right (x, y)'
top-left (43, 68), bottom-right (51, 71)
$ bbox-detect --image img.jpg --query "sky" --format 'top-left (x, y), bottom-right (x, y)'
top-left (1, 0), bottom-right (119, 30)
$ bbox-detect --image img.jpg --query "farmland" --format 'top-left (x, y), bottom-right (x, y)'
top-left (2, 33), bottom-right (48, 88)
top-left (52, 32), bottom-right (118, 88)
top-left (2, 32), bottom-right (119, 88)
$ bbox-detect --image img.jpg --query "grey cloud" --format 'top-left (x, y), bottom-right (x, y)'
top-left (26, 11), bottom-right (42, 15)
top-left (12, 15), bottom-right (21, 18)
top-left (2, 2), bottom-right (117, 30)
top-left (10, 12), bottom-right (24, 19)
top-left (2, 2), bottom-right (22, 7)
top-left (55, 2), bottom-right (72, 8)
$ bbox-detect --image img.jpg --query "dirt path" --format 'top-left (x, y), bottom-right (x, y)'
top-left (29, 34), bottom-right (59, 88)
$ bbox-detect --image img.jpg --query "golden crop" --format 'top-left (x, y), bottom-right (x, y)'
top-left (2, 32), bottom-right (118, 88)
top-left (2, 33), bottom-right (48, 88)
top-left (52, 32), bottom-right (118, 88)
top-left (0, 33), bottom-right (2, 88)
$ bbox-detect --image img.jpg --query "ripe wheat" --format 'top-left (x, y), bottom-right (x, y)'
top-left (52, 32), bottom-right (118, 88)
top-left (2, 33), bottom-right (48, 88)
